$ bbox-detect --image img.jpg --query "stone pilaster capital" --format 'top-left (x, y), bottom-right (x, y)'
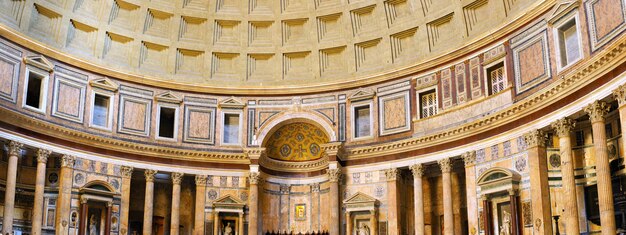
top-left (7, 140), bottom-right (23, 157)
top-left (248, 171), bottom-right (262, 185)
top-left (310, 183), bottom-right (320, 193)
top-left (551, 118), bottom-right (576, 137)
top-left (507, 188), bottom-right (518, 196)
top-left (172, 172), bottom-right (184, 185)
top-left (120, 166), bottom-right (133, 178)
top-left (107, 201), bottom-right (113, 207)
top-left (279, 184), bottom-right (290, 194)
top-left (409, 164), bottom-right (424, 178)
top-left (144, 169), bottom-right (157, 182)
top-left (36, 148), bottom-right (51, 163)
top-left (462, 151), bottom-right (477, 167)
top-left (523, 130), bottom-right (547, 148)
top-left (321, 142), bottom-right (344, 159)
top-left (584, 100), bottom-right (610, 123)
top-left (80, 197), bottom-right (88, 204)
top-left (480, 194), bottom-right (489, 201)
top-left (438, 158), bottom-right (452, 173)
top-left (244, 147), bottom-right (266, 160)
top-left (61, 155), bottom-right (75, 168)
top-left (195, 175), bottom-right (208, 185)
top-left (613, 84), bottom-right (626, 107)
top-left (384, 168), bottom-right (400, 181)
top-left (327, 168), bottom-right (342, 183)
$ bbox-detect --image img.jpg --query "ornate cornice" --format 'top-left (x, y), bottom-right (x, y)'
top-left (321, 142), bottom-right (344, 160)
top-left (259, 155), bottom-right (329, 173)
top-left (36, 148), bottom-right (51, 164)
top-left (384, 168), bottom-right (400, 181)
top-left (144, 169), bottom-right (158, 182)
top-left (327, 168), bottom-right (342, 183)
top-left (551, 118), bottom-right (576, 137)
top-left (172, 172), bottom-right (184, 185)
top-left (438, 158), bottom-right (452, 173)
top-left (120, 166), bottom-right (133, 178)
top-left (7, 140), bottom-right (22, 157)
top-left (244, 147), bottom-right (266, 160)
top-left (61, 155), bottom-right (75, 168)
top-left (523, 130), bottom-right (546, 148)
top-left (584, 100), bottom-right (610, 123)
top-left (462, 151), bottom-right (476, 167)
top-left (195, 175), bottom-right (208, 186)
top-left (409, 164), bottom-right (424, 178)
top-left (248, 172), bottom-right (262, 185)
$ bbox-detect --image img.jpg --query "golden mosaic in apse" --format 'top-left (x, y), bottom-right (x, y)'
top-left (265, 122), bottom-right (329, 162)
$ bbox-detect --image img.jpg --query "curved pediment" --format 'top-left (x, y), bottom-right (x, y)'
top-left (477, 167), bottom-right (521, 195)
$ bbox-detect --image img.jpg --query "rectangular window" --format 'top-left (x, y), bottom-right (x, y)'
top-left (575, 130), bottom-right (584, 146)
top-left (223, 113), bottom-right (240, 144)
top-left (419, 90), bottom-right (437, 118)
top-left (557, 18), bottom-right (581, 69)
top-left (486, 62), bottom-right (506, 95)
top-left (24, 71), bottom-right (46, 111)
top-left (92, 94), bottom-right (111, 128)
top-left (158, 106), bottom-right (177, 139)
top-left (354, 105), bottom-right (371, 138)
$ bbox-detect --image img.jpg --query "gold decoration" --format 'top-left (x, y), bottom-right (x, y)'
top-left (265, 122), bottom-right (329, 162)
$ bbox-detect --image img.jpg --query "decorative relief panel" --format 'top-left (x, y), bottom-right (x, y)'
top-left (378, 91), bottom-right (410, 136)
top-left (118, 86), bottom-right (153, 137)
top-left (455, 62), bottom-right (467, 104)
top-left (511, 22), bottom-right (551, 94)
top-left (51, 67), bottom-right (88, 123)
top-left (440, 68), bottom-right (453, 109)
top-left (586, 0), bottom-right (626, 51)
top-left (469, 57), bottom-right (482, 99)
top-left (0, 42), bottom-right (21, 103)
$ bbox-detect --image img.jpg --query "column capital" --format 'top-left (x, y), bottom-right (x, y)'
top-left (310, 183), bottom-right (320, 193)
top-left (584, 100), bottom-right (610, 123)
top-left (144, 169), bottom-right (158, 182)
top-left (120, 166), bottom-right (133, 178)
top-left (80, 197), bottom-right (88, 204)
top-left (523, 130), bottom-right (546, 148)
top-left (384, 168), bottom-right (400, 181)
top-left (107, 201), bottom-right (113, 207)
top-left (172, 172), bottom-right (184, 185)
top-left (248, 171), bottom-right (262, 185)
top-left (7, 140), bottom-right (23, 156)
top-left (508, 188), bottom-right (518, 196)
top-left (36, 149), bottom-right (51, 163)
top-left (613, 84), bottom-right (626, 107)
top-left (61, 155), bottom-right (75, 168)
top-left (480, 194), bottom-right (489, 201)
top-left (195, 175), bottom-right (208, 185)
top-left (551, 118), bottom-right (576, 137)
top-left (462, 151), bottom-right (477, 167)
top-left (244, 147), bottom-right (266, 160)
top-left (327, 168), bottom-right (342, 182)
top-left (438, 158), bottom-right (452, 173)
top-left (321, 142), bottom-right (344, 160)
top-left (409, 164), bottom-right (424, 178)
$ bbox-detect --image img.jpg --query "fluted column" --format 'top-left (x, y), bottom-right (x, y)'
top-left (120, 166), bottom-right (133, 235)
top-left (462, 151), bottom-right (478, 235)
top-left (585, 101), bottom-right (616, 235)
top-left (31, 148), bottom-right (50, 235)
top-left (438, 158), bottom-right (454, 235)
top-left (194, 175), bottom-right (208, 235)
top-left (551, 118), bottom-right (580, 235)
top-left (383, 168), bottom-right (400, 235)
top-left (2, 141), bottom-right (22, 234)
top-left (143, 169), bottom-right (157, 235)
top-left (523, 130), bottom-right (553, 235)
top-left (248, 171), bottom-right (261, 235)
top-left (56, 155), bottom-right (75, 235)
top-left (409, 164), bottom-right (425, 235)
top-left (327, 167), bottom-right (342, 235)
top-left (171, 172), bottom-right (184, 235)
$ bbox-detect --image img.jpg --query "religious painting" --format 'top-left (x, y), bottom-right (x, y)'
top-left (295, 204), bottom-right (306, 221)
top-left (221, 219), bottom-right (237, 235)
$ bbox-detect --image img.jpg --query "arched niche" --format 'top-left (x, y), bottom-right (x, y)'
top-left (255, 111), bottom-right (337, 146)
top-left (477, 167), bottom-right (522, 235)
top-left (78, 180), bottom-right (119, 235)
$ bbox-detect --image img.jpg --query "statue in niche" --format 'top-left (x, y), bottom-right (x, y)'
top-left (357, 224), bottom-right (370, 235)
top-left (223, 222), bottom-right (233, 235)
top-left (89, 214), bottom-right (98, 235)
top-left (500, 211), bottom-right (511, 235)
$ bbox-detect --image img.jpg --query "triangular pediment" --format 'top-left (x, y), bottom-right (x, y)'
top-left (547, 0), bottom-right (580, 25)
top-left (155, 91), bottom-right (182, 103)
top-left (348, 88), bottom-right (375, 101)
top-left (89, 77), bottom-right (119, 92)
top-left (214, 194), bottom-right (245, 205)
top-left (24, 55), bottom-right (54, 72)
top-left (344, 192), bottom-right (377, 204)
top-left (219, 97), bottom-right (246, 109)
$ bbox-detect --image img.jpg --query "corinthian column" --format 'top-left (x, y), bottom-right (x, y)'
top-left (143, 169), bottom-right (157, 235)
top-left (551, 118), bottom-right (580, 235)
top-left (171, 172), bottom-right (184, 235)
top-left (120, 166), bottom-right (133, 235)
top-left (410, 164), bottom-right (425, 235)
top-left (523, 130), bottom-right (553, 235)
top-left (327, 168), bottom-right (342, 235)
top-left (384, 168), bottom-right (400, 235)
top-left (248, 171), bottom-right (262, 235)
top-left (32, 148), bottom-right (50, 235)
top-left (438, 158), bottom-right (454, 235)
top-left (194, 175), bottom-right (208, 235)
top-left (2, 141), bottom-right (22, 234)
top-left (585, 101), bottom-right (616, 235)
top-left (462, 151), bottom-right (479, 235)
top-left (56, 155), bottom-right (75, 235)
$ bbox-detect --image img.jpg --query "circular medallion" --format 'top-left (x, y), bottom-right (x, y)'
top-left (280, 144), bottom-right (292, 157)
top-left (208, 189), bottom-right (218, 200)
top-left (296, 133), bottom-right (305, 141)
top-left (515, 157), bottom-right (527, 172)
top-left (110, 179), bottom-right (120, 190)
top-left (74, 173), bottom-right (85, 185)
top-left (48, 173), bottom-right (59, 185)
top-left (310, 143), bottom-right (320, 155)
top-left (549, 154), bottom-right (561, 168)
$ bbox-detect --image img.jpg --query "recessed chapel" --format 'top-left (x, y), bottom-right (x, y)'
top-left (0, 0), bottom-right (625, 235)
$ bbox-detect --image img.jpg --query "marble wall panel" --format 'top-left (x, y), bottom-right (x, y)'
top-left (379, 91), bottom-right (410, 136)
top-left (586, 0), bottom-right (626, 51)
top-left (183, 105), bottom-right (216, 144)
top-left (0, 42), bottom-right (21, 103)
top-left (512, 23), bottom-right (551, 94)
top-left (51, 68), bottom-right (87, 123)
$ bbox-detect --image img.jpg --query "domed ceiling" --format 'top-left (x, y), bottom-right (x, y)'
top-left (0, 0), bottom-right (539, 93)
top-left (265, 122), bottom-right (329, 162)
